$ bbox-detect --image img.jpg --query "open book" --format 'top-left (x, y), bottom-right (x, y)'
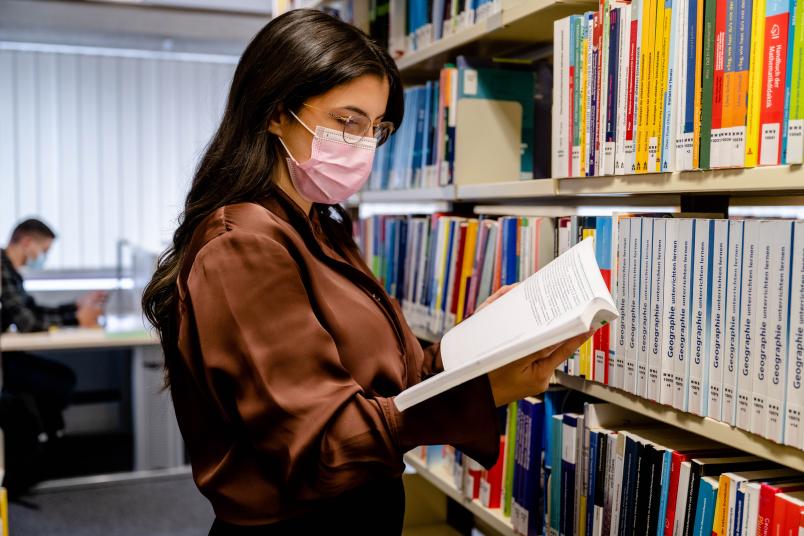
top-left (395, 238), bottom-right (618, 411)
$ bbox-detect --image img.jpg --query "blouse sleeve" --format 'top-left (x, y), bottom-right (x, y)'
top-left (187, 231), bottom-right (499, 500)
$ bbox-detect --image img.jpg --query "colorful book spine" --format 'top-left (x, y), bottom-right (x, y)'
top-left (651, 0), bottom-right (670, 172)
top-left (785, 0), bottom-right (804, 163)
top-left (553, 18), bottom-right (572, 178)
top-left (758, 0), bottom-right (793, 165)
top-left (636, 0), bottom-right (656, 172)
top-left (662, 0), bottom-right (682, 172)
top-left (616, 4), bottom-right (632, 174)
top-left (786, 221), bottom-right (804, 450)
top-left (699, 0), bottom-right (720, 168)
top-left (604, 5), bottom-right (620, 176)
top-left (746, 0), bottom-right (768, 166)
top-left (625, 0), bottom-right (643, 172)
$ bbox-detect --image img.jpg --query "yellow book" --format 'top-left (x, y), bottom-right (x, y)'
top-left (0, 487), bottom-right (7, 536)
top-left (579, 494), bottom-right (588, 536)
top-left (636, 0), bottom-right (657, 172)
top-left (652, 0), bottom-right (671, 172)
top-left (711, 474), bottom-right (731, 536)
top-left (745, 0), bottom-right (766, 167)
top-left (580, 23), bottom-right (589, 175)
top-left (692, 0), bottom-right (705, 167)
top-left (579, 228), bottom-right (596, 378)
top-left (456, 219), bottom-right (478, 323)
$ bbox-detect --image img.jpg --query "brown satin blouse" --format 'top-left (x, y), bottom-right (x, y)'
top-left (171, 190), bottom-right (499, 525)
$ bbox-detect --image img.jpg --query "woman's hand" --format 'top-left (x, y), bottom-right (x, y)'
top-left (487, 329), bottom-right (596, 407)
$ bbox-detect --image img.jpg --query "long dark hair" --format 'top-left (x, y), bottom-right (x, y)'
top-left (142, 9), bottom-right (403, 385)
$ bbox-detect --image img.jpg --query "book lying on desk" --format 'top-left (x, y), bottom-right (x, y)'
top-left (395, 238), bottom-right (618, 411)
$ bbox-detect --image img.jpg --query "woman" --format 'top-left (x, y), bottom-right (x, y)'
top-left (143, 9), bottom-right (591, 535)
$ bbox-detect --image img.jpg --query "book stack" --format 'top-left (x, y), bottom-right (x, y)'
top-left (359, 212), bottom-right (804, 451)
top-left (410, 400), bottom-right (804, 536)
top-left (368, 61), bottom-right (538, 190)
top-left (552, 0), bottom-right (804, 177)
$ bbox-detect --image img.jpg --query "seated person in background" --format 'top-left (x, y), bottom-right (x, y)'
top-left (1, 218), bottom-right (107, 441)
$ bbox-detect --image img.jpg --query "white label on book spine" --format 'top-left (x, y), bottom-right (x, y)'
top-left (638, 218), bottom-right (653, 398)
top-left (737, 221), bottom-right (760, 431)
top-left (723, 220), bottom-right (744, 425)
top-left (760, 123), bottom-right (781, 165)
top-left (615, 218), bottom-right (630, 389)
top-left (763, 221), bottom-right (792, 443)
top-left (675, 133), bottom-right (695, 171)
top-left (648, 219), bottom-right (666, 402)
top-left (661, 219), bottom-right (680, 406)
top-left (787, 221), bottom-right (804, 449)
top-left (624, 141), bottom-right (637, 173)
top-left (786, 120), bottom-right (804, 164)
top-left (572, 146), bottom-right (582, 177)
top-left (462, 69), bottom-right (478, 96)
top-left (626, 218), bottom-right (642, 393)
top-left (604, 142), bottom-right (616, 175)
top-left (708, 220), bottom-right (729, 421)
top-left (673, 219), bottom-right (694, 412)
top-left (647, 137), bottom-right (659, 172)
top-left (689, 220), bottom-right (711, 416)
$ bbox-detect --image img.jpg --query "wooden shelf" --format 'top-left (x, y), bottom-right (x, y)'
top-left (457, 178), bottom-right (557, 200)
top-left (553, 372), bottom-right (804, 473)
top-left (395, 0), bottom-right (594, 79)
top-left (403, 453), bottom-right (515, 536)
top-left (361, 185), bottom-right (457, 202)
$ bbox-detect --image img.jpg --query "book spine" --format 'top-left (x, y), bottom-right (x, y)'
top-left (503, 402), bottom-right (518, 516)
top-left (708, 220), bottom-right (730, 421)
top-left (785, 0), bottom-right (804, 163)
top-left (561, 416), bottom-right (578, 536)
top-left (661, 219), bottom-right (680, 406)
top-left (662, 0), bottom-right (681, 172)
top-left (652, 0), bottom-right (671, 172)
top-left (700, 0), bottom-right (719, 168)
top-left (638, 218), bottom-right (654, 398)
top-left (649, 218), bottom-right (667, 402)
top-left (673, 219), bottom-right (694, 412)
top-left (759, 0), bottom-right (792, 165)
top-left (626, 217), bottom-right (642, 393)
top-left (615, 217), bottom-right (631, 390)
top-left (596, 216), bottom-right (614, 384)
top-left (582, 14), bottom-right (592, 176)
top-left (783, 0), bottom-right (799, 162)
top-left (786, 221), bottom-right (804, 449)
top-left (656, 450), bottom-right (674, 536)
top-left (610, 434), bottom-right (627, 536)
top-left (746, 0), bottom-right (768, 166)
top-left (574, 16), bottom-right (584, 177)
top-left (550, 415), bottom-right (563, 536)
top-left (605, 6), bottom-right (619, 176)
top-left (723, 220), bottom-right (745, 425)
top-left (691, 0), bottom-right (706, 168)
top-left (665, 453), bottom-right (686, 536)
top-left (736, 220), bottom-right (760, 431)
top-left (689, 220), bottom-right (712, 417)
top-left (554, 18), bottom-right (572, 178)
top-left (758, 221), bottom-right (793, 443)
top-left (626, 0), bottom-right (642, 172)
top-left (636, 0), bottom-right (656, 172)
top-left (708, 0), bottom-right (728, 167)
top-left (757, 483), bottom-right (779, 536)
top-left (616, 5), bottom-right (632, 174)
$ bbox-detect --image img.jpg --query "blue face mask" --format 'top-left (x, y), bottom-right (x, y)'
top-left (26, 252), bottom-right (47, 271)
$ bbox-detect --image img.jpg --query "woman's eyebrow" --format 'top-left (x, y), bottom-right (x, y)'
top-left (343, 105), bottom-right (384, 121)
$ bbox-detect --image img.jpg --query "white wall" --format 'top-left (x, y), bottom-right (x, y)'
top-left (0, 42), bottom-right (237, 269)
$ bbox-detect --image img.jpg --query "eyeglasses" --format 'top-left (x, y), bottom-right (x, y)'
top-left (302, 103), bottom-right (395, 146)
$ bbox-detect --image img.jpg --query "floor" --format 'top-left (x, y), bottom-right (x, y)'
top-left (8, 474), bottom-right (214, 536)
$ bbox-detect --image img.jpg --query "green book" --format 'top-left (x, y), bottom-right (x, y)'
top-left (699, 0), bottom-right (718, 169)
top-left (502, 401), bottom-right (518, 516)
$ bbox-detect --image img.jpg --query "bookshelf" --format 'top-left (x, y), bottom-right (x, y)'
top-left (403, 452), bottom-right (516, 536)
top-left (362, 185), bottom-right (457, 202)
top-left (396, 0), bottom-right (595, 79)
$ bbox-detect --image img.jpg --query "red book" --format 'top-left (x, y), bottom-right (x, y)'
top-left (758, 1), bottom-right (792, 165)
top-left (759, 483), bottom-right (804, 536)
top-left (782, 492), bottom-right (804, 536)
top-left (711, 0), bottom-right (728, 133)
top-left (480, 436), bottom-right (506, 509)
top-left (449, 223), bottom-right (468, 318)
top-left (625, 9), bottom-right (638, 167)
top-left (664, 451), bottom-right (688, 536)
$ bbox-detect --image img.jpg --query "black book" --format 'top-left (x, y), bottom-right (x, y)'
top-left (619, 433), bottom-right (642, 536)
top-left (643, 445), bottom-right (665, 536)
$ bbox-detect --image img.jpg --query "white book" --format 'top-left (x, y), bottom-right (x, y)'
top-left (756, 220), bottom-right (793, 442)
top-left (689, 219), bottom-right (713, 416)
top-left (661, 0), bottom-right (682, 172)
top-left (707, 220), bottom-right (729, 421)
top-left (673, 218), bottom-right (694, 412)
top-left (608, 432), bottom-right (626, 536)
top-left (647, 218), bottom-right (667, 402)
top-left (660, 219), bottom-right (680, 406)
top-left (599, 4), bottom-right (612, 177)
top-left (736, 220), bottom-right (761, 431)
top-left (625, 217), bottom-right (642, 393)
top-left (672, 460), bottom-right (692, 536)
top-left (742, 482), bottom-right (762, 536)
top-left (786, 221), bottom-right (804, 449)
top-left (395, 239), bottom-right (618, 411)
top-left (673, 0), bottom-right (693, 171)
top-left (637, 218), bottom-right (653, 398)
top-left (722, 220), bottom-right (744, 425)
top-left (614, 4), bottom-right (631, 175)
top-left (615, 217), bottom-right (631, 390)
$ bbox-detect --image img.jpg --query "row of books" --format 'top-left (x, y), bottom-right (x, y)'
top-left (551, 0), bottom-right (804, 178)
top-left (356, 211), bottom-right (804, 451)
top-left (367, 0), bottom-right (502, 56)
top-left (368, 60), bottom-right (542, 190)
top-left (412, 398), bottom-right (804, 536)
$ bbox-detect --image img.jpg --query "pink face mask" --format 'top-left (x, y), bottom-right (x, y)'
top-left (278, 111), bottom-right (377, 204)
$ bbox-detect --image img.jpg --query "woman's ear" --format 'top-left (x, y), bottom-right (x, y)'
top-left (267, 104), bottom-right (288, 137)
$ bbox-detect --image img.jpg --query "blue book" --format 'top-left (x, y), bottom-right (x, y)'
top-left (550, 414), bottom-right (563, 536)
top-left (439, 219), bottom-right (457, 321)
top-left (420, 82), bottom-right (433, 184)
top-left (691, 477), bottom-right (719, 536)
top-left (586, 430), bottom-right (600, 535)
top-left (656, 449), bottom-right (674, 536)
top-left (524, 398), bottom-right (545, 536)
top-left (733, 487), bottom-right (745, 536)
top-left (513, 400), bottom-right (526, 527)
top-left (504, 217), bottom-right (519, 285)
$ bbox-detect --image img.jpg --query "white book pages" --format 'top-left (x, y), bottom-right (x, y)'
top-left (395, 238), bottom-right (618, 411)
